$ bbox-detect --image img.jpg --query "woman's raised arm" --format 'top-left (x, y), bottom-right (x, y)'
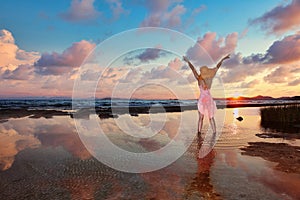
top-left (183, 56), bottom-right (200, 80)
top-left (216, 54), bottom-right (230, 69)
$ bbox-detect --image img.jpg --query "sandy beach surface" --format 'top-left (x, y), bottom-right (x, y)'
top-left (0, 107), bottom-right (299, 199)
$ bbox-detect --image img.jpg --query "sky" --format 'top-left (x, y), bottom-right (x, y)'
top-left (0, 0), bottom-right (300, 98)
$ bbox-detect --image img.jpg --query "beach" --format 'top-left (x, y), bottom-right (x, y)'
top-left (2, 0), bottom-right (300, 199)
top-left (0, 101), bottom-right (299, 200)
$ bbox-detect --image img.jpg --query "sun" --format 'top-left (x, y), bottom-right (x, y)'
top-left (232, 92), bottom-right (242, 99)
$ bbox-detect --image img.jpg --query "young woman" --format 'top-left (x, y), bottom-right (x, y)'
top-left (183, 54), bottom-right (230, 134)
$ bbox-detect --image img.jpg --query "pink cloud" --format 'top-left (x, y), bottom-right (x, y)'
top-left (264, 32), bottom-right (300, 64)
top-left (0, 128), bottom-right (40, 171)
top-left (222, 31), bottom-right (300, 89)
top-left (164, 5), bottom-right (186, 27)
top-left (192, 5), bottom-right (206, 15)
top-left (186, 32), bottom-right (238, 64)
top-left (220, 66), bottom-right (256, 83)
top-left (142, 58), bottom-right (184, 80)
top-left (119, 68), bottom-right (142, 83)
top-left (240, 79), bottom-right (260, 88)
top-left (0, 29), bottom-right (39, 69)
top-left (168, 57), bottom-right (183, 70)
top-left (250, 0), bottom-right (300, 34)
top-left (221, 32), bottom-right (300, 67)
top-left (216, 53), bottom-right (265, 83)
top-left (34, 40), bottom-right (95, 75)
top-left (183, 4), bottom-right (206, 29)
top-left (106, 0), bottom-right (128, 20)
top-left (2, 64), bottom-right (34, 80)
top-left (0, 30), bottom-right (98, 97)
top-left (264, 66), bottom-right (294, 84)
top-left (144, 0), bottom-right (175, 12)
top-left (288, 78), bottom-right (300, 86)
top-left (140, 0), bottom-right (186, 29)
top-left (60, 0), bottom-right (101, 22)
top-left (0, 29), bottom-right (14, 43)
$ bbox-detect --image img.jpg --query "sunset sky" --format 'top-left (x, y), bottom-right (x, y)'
top-left (1, 0), bottom-right (300, 98)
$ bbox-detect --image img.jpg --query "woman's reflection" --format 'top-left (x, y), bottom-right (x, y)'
top-left (185, 134), bottom-right (220, 199)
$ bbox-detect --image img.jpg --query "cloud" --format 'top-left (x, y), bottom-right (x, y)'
top-left (164, 5), bottom-right (186, 27)
top-left (240, 79), bottom-right (260, 88)
top-left (0, 127), bottom-right (40, 171)
top-left (168, 57), bottom-right (183, 70)
top-left (242, 53), bottom-right (265, 65)
top-left (216, 53), bottom-right (266, 83)
top-left (119, 68), bottom-right (142, 83)
top-left (207, 31), bottom-right (300, 85)
top-left (2, 64), bottom-right (34, 80)
top-left (16, 49), bottom-right (40, 62)
top-left (60, 0), bottom-right (101, 22)
top-left (0, 29), bottom-right (97, 97)
top-left (123, 47), bottom-right (166, 65)
top-left (288, 78), bottom-right (300, 86)
top-left (0, 29), bottom-right (39, 69)
top-left (263, 32), bottom-right (300, 64)
top-left (141, 58), bottom-right (183, 80)
top-left (239, 28), bottom-right (249, 39)
top-left (291, 68), bottom-right (300, 73)
top-left (80, 69), bottom-right (102, 80)
top-left (106, 0), bottom-right (128, 20)
top-left (144, 0), bottom-right (178, 12)
top-left (225, 32), bottom-right (300, 67)
top-left (250, 0), bottom-right (300, 34)
top-left (263, 66), bottom-right (292, 83)
top-left (34, 40), bottom-right (95, 75)
top-left (239, 32), bottom-right (300, 65)
top-left (183, 4), bottom-right (206, 30)
top-left (140, 0), bottom-right (186, 29)
top-left (0, 29), bottom-right (14, 43)
top-left (137, 48), bottom-right (164, 62)
top-left (220, 66), bottom-right (258, 83)
top-left (192, 5), bottom-right (206, 15)
top-left (186, 32), bottom-right (238, 64)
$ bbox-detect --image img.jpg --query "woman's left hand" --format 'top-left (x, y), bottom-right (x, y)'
top-left (223, 54), bottom-right (230, 60)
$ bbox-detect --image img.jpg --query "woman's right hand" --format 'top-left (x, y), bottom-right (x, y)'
top-left (183, 56), bottom-right (189, 62)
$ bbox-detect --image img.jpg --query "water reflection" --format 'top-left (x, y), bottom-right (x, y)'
top-left (0, 108), bottom-right (299, 199)
top-left (184, 134), bottom-right (220, 199)
top-left (0, 124), bottom-right (40, 170)
top-left (0, 116), bottom-right (90, 171)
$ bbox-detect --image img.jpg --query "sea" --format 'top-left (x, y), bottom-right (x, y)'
top-left (0, 98), bottom-right (299, 111)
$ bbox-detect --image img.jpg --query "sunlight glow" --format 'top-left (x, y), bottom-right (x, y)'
top-left (232, 92), bottom-right (242, 99)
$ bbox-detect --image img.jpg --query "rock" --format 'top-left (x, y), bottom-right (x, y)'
top-left (236, 116), bottom-right (243, 121)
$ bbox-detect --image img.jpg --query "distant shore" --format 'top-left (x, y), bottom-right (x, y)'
top-left (0, 101), bottom-right (300, 121)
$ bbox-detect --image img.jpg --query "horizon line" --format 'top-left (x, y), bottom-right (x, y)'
top-left (0, 95), bottom-right (299, 100)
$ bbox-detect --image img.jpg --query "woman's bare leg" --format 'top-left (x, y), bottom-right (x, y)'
top-left (209, 117), bottom-right (216, 134)
top-left (198, 113), bottom-right (204, 134)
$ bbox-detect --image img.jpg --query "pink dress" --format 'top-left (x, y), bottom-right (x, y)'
top-left (197, 84), bottom-right (217, 118)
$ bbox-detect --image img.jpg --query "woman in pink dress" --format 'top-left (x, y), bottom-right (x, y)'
top-left (183, 54), bottom-right (230, 134)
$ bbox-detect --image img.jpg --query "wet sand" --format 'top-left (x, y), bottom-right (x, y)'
top-left (241, 142), bottom-right (300, 173)
top-left (0, 107), bottom-right (300, 199)
top-left (0, 109), bottom-right (69, 120)
top-left (256, 133), bottom-right (300, 140)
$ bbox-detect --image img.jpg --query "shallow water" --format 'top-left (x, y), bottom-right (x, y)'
top-left (0, 107), bottom-right (299, 199)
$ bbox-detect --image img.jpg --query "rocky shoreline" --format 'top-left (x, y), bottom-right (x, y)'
top-left (1, 101), bottom-right (300, 121)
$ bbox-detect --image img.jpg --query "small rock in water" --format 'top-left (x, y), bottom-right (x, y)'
top-left (236, 116), bottom-right (243, 121)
